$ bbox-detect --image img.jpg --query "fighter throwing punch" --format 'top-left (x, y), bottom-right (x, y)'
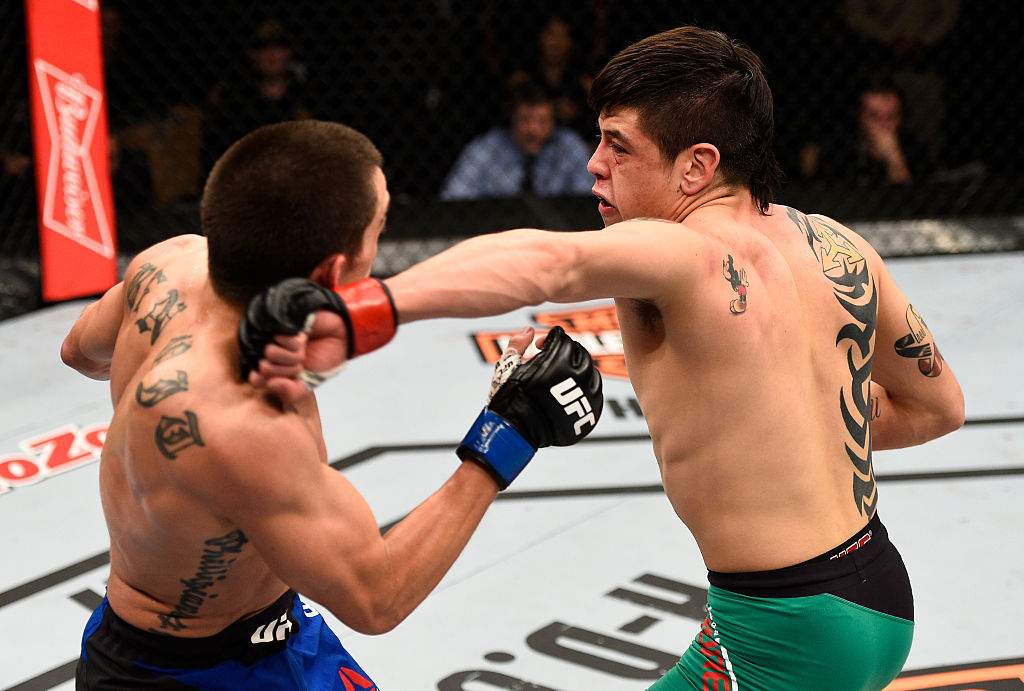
top-left (245, 27), bottom-right (965, 690)
top-left (62, 120), bottom-right (601, 689)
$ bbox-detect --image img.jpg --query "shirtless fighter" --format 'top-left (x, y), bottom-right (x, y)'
top-left (243, 27), bottom-right (965, 689)
top-left (61, 120), bottom-right (602, 689)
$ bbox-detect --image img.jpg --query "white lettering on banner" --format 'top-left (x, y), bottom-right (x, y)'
top-left (0, 423), bottom-right (107, 495)
top-left (55, 78), bottom-right (90, 239)
top-left (33, 59), bottom-right (114, 258)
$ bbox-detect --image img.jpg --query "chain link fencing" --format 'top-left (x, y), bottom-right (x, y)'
top-left (2, 0), bottom-right (1022, 320)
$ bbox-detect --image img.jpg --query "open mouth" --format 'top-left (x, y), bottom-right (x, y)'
top-left (593, 192), bottom-right (615, 213)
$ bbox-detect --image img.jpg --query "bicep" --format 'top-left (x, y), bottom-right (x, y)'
top-left (562, 221), bottom-right (702, 302)
top-left (871, 256), bottom-right (963, 416)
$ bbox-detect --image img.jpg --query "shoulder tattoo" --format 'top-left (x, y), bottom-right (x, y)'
top-left (722, 254), bottom-right (749, 314)
top-left (126, 263), bottom-right (186, 344)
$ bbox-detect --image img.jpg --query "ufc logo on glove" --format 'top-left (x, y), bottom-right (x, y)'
top-left (549, 377), bottom-right (597, 436)
top-left (458, 326), bottom-right (604, 490)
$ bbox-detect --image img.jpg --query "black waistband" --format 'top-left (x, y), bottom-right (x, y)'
top-left (99, 589), bottom-right (298, 668)
top-left (707, 513), bottom-right (890, 597)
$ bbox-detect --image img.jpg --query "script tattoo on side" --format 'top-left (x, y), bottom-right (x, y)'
top-left (788, 209), bottom-right (878, 517)
top-left (151, 529), bottom-right (249, 633)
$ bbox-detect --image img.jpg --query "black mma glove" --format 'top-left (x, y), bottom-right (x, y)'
top-left (238, 277), bottom-right (397, 383)
top-left (457, 326), bottom-right (603, 489)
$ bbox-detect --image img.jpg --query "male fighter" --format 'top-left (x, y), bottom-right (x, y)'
top-left (62, 120), bottom-right (602, 689)
top-left (243, 27), bottom-right (965, 689)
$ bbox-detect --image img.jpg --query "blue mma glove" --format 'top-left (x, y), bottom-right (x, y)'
top-left (458, 326), bottom-right (603, 489)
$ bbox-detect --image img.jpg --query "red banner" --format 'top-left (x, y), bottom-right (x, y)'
top-left (25, 0), bottom-right (117, 301)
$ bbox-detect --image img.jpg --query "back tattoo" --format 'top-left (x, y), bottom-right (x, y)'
top-left (722, 254), bottom-right (749, 314)
top-left (125, 263), bottom-right (205, 463)
top-left (787, 209), bottom-right (877, 517)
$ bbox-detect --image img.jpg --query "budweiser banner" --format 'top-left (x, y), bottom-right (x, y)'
top-left (25, 0), bottom-right (117, 301)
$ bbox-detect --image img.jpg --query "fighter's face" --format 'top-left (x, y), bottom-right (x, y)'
top-left (587, 108), bottom-right (680, 226)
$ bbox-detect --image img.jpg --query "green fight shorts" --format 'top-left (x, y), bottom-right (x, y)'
top-left (651, 513), bottom-right (914, 691)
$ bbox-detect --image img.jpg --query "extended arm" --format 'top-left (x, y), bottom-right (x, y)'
top-left (385, 224), bottom-right (690, 323)
top-left (217, 326), bottom-right (600, 633)
top-left (243, 220), bottom-right (695, 402)
top-left (60, 281), bottom-right (127, 380)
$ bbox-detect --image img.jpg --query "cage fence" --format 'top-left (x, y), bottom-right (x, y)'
top-left (2, 0), bottom-right (1022, 320)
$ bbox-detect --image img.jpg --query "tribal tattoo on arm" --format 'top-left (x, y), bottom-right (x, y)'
top-left (787, 209), bottom-right (878, 517)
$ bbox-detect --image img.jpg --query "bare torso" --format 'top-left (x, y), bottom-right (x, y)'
top-left (619, 206), bottom-right (878, 572)
top-left (100, 235), bottom-right (321, 636)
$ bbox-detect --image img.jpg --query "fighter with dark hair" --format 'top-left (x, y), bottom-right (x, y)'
top-left (246, 27), bottom-right (964, 689)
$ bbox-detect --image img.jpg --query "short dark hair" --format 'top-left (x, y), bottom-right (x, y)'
top-left (504, 80), bottom-right (555, 118)
top-left (202, 120), bottom-right (383, 306)
top-left (588, 26), bottom-right (782, 214)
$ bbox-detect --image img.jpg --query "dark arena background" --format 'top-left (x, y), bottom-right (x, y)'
top-left (1, 0), bottom-right (1022, 315)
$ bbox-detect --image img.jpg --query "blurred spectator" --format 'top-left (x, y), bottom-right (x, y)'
top-left (474, 2), bottom-right (610, 132)
top-left (804, 76), bottom-right (933, 184)
top-left (440, 81), bottom-right (595, 201)
top-left (202, 18), bottom-right (317, 174)
top-left (840, 0), bottom-right (960, 164)
top-left (507, 14), bottom-right (595, 136)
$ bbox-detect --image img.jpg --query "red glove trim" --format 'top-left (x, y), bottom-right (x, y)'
top-left (334, 278), bottom-right (397, 357)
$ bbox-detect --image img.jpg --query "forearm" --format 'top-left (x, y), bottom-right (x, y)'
top-left (323, 461), bottom-right (497, 634)
top-left (386, 229), bottom-right (582, 324)
top-left (870, 381), bottom-right (965, 450)
top-left (376, 461), bottom-right (498, 625)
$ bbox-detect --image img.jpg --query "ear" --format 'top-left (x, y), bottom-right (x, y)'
top-left (675, 143), bottom-right (720, 196)
top-left (309, 253), bottom-right (347, 291)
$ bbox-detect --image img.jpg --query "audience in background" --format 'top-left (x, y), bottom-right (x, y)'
top-left (439, 81), bottom-right (595, 201)
top-left (506, 14), bottom-right (596, 137)
top-left (840, 0), bottom-right (959, 165)
top-left (802, 75), bottom-right (934, 184)
top-left (202, 19), bottom-right (318, 175)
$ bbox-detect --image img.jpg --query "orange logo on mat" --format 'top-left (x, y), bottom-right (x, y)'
top-left (884, 659), bottom-right (1024, 689)
top-left (472, 304), bottom-right (628, 380)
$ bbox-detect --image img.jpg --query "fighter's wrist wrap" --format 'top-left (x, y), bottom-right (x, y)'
top-left (457, 326), bottom-right (604, 490)
top-left (238, 277), bottom-right (397, 381)
top-left (457, 409), bottom-right (536, 489)
top-left (333, 277), bottom-right (397, 357)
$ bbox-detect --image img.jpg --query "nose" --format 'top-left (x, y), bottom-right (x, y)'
top-left (587, 146), bottom-right (606, 179)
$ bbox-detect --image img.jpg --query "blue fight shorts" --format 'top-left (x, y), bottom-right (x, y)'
top-left (76, 589), bottom-right (378, 690)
